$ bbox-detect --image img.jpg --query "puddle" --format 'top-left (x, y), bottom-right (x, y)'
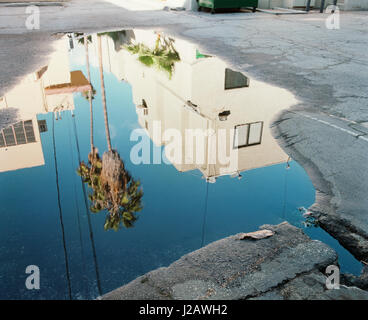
top-left (0, 29), bottom-right (362, 299)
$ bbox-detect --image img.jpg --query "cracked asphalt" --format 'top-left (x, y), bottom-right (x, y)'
top-left (0, 0), bottom-right (368, 261)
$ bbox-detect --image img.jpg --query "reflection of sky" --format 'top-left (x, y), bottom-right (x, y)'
top-left (0, 46), bottom-right (361, 300)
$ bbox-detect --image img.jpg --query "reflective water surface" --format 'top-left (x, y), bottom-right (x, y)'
top-left (0, 30), bottom-right (362, 299)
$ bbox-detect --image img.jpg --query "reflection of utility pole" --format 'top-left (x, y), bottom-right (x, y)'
top-left (52, 115), bottom-right (72, 300)
top-left (71, 112), bottom-right (103, 298)
top-left (66, 111), bottom-right (88, 298)
top-left (282, 157), bottom-right (291, 220)
top-left (200, 181), bottom-right (209, 247)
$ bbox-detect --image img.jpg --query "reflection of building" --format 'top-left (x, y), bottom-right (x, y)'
top-left (98, 30), bottom-right (298, 181)
top-left (0, 120), bottom-right (44, 172)
top-left (0, 40), bottom-right (91, 172)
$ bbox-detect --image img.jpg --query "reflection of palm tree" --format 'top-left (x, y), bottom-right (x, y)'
top-left (84, 36), bottom-right (96, 156)
top-left (77, 35), bottom-right (143, 232)
top-left (77, 34), bottom-right (92, 45)
top-left (77, 155), bottom-right (142, 231)
top-left (81, 87), bottom-right (96, 102)
top-left (125, 34), bottom-right (180, 78)
top-left (98, 31), bottom-right (127, 50)
top-left (100, 30), bottom-right (135, 52)
top-left (98, 35), bottom-right (112, 152)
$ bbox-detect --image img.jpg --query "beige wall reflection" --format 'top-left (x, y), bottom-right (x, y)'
top-left (0, 40), bottom-right (90, 173)
top-left (102, 30), bottom-right (298, 181)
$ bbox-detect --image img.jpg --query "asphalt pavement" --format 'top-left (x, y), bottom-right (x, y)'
top-left (1, 0), bottom-right (367, 261)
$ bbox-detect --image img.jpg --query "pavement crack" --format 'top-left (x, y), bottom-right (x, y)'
top-left (240, 270), bottom-right (324, 300)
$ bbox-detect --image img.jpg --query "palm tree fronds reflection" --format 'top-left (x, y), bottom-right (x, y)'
top-left (125, 34), bottom-right (180, 79)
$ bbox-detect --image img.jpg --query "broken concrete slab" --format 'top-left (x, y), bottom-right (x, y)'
top-left (102, 222), bottom-right (367, 300)
top-left (341, 264), bottom-right (368, 290)
top-left (252, 271), bottom-right (368, 300)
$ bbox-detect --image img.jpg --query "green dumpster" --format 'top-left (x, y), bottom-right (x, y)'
top-left (198, 0), bottom-right (258, 13)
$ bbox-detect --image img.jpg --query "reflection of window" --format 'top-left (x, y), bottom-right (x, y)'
top-left (225, 68), bottom-right (249, 90)
top-left (0, 120), bottom-right (36, 148)
top-left (234, 122), bottom-right (263, 148)
top-left (38, 120), bottom-right (48, 133)
top-left (137, 99), bottom-right (148, 116)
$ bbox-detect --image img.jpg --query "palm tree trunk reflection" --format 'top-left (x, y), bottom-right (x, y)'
top-left (77, 35), bottom-right (143, 232)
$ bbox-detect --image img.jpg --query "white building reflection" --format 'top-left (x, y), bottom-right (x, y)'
top-left (96, 29), bottom-right (298, 181)
top-left (0, 40), bottom-right (91, 172)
